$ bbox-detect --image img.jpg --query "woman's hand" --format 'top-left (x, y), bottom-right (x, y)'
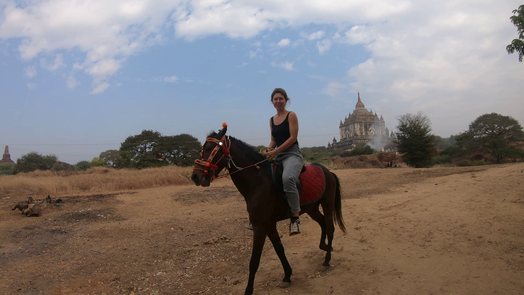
top-left (263, 147), bottom-right (278, 159)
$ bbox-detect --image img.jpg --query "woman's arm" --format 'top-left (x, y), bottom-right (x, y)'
top-left (268, 117), bottom-right (276, 149)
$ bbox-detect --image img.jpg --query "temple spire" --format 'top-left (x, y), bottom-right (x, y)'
top-left (355, 92), bottom-right (366, 109)
top-left (1, 145), bottom-right (14, 164)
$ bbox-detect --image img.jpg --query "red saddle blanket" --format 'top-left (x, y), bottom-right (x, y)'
top-left (271, 164), bottom-right (327, 205)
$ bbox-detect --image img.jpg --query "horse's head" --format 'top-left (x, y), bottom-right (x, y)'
top-left (191, 123), bottom-right (231, 187)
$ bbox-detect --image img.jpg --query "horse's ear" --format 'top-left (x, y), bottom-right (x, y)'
top-left (217, 122), bottom-right (228, 138)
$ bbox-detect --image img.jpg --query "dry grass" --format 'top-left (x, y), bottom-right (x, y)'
top-left (0, 166), bottom-right (193, 198)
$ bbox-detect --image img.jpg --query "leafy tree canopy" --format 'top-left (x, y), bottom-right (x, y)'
top-left (51, 161), bottom-right (75, 172)
top-left (393, 112), bottom-right (436, 168)
top-left (507, 5), bottom-right (524, 62)
top-left (99, 149), bottom-right (121, 168)
top-left (75, 160), bottom-right (91, 171)
top-left (90, 157), bottom-right (105, 167)
top-left (456, 113), bottom-right (524, 161)
top-left (340, 143), bottom-right (376, 157)
top-left (120, 130), bottom-right (201, 168)
top-left (0, 163), bottom-right (16, 175)
top-left (15, 152), bottom-right (57, 173)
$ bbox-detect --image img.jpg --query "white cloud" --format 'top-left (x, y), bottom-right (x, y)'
top-left (0, 0), bottom-right (411, 87)
top-left (86, 59), bottom-right (121, 83)
top-left (344, 25), bottom-right (377, 44)
top-left (316, 39), bottom-right (331, 54)
top-left (66, 75), bottom-right (80, 89)
top-left (48, 54), bottom-right (65, 71)
top-left (0, 1), bottom-right (174, 85)
top-left (272, 61), bottom-right (294, 71)
top-left (1, 0), bottom-right (523, 133)
top-left (344, 1), bottom-right (524, 135)
top-left (306, 30), bottom-right (325, 41)
top-left (26, 82), bottom-right (36, 89)
top-left (24, 66), bottom-right (36, 78)
top-left (249, 47), bottom-right (261, 58)
top-left (277, 38), bottom-right (290, 47)
top-left (164, 75), bottom-right (179, 83)
top-left (90, 82), bottom-right (110, 95)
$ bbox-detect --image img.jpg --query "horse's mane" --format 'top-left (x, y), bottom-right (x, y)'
top-left (207, 131), bottom-right (266, 163)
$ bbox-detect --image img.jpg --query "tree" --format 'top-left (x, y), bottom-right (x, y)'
top-left (340, 143), bottom-right (376, 157)
top-left (15, 152), bottom-right (57, 173)
top-left (90, 157), bottom-right (105, 167)
top-left (159, 134), bottom-right (202, 166)
top-left (120, 130), bottom-right (167, 169)
top-left (119, 130), bottom-right (202, 168)
top-left (434, 136), bottom-right (451, 150)
top-left (507, 5), bottom-right (524, 62)
top-left (75, 161), bottom-right (91, 171)
top-left (495, 146), bottom-right (524, 162)
top-left (0, 163), bottom-right (15, 175)
top-left (456, 113), bottom-right (524, 162)
top-left (393, 112), bottom-right (436, 168)
top-left (99, 150), bottom-right (121, 168)
top-left (51, 161), bottom-right (76, 172)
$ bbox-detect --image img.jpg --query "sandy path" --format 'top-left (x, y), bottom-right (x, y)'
top-left (1, 164), bottom-right (523, 295)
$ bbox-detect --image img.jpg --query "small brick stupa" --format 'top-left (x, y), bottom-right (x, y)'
top-left (1, 145), bottom-right (15, 164)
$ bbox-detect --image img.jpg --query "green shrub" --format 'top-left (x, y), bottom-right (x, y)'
top-left (0, 163), bottom-right (15, 175)
top-left (339, 144), bottom-right (375, 158)
top-left (440, 146), bottom-right (466, 157)
top-left (75, 161), bottom-right (91, 171)
top-left (432, 155), bottom-right (452, 165)
top-left (456, 159), bottom-right (492, 167)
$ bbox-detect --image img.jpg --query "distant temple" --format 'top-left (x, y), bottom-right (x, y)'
top-left (328, 93), bottom-right (395, 151)
top-left (1, 145), bottom-right (15, 165)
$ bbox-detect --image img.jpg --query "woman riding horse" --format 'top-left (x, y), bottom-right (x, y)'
top-left (191, 123), bottom-right (346, 295)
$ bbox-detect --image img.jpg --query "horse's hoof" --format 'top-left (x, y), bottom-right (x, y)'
top-left (279, 281), bottom-right (291, 288)
top-left (321, 265), bottom-right (330, 272)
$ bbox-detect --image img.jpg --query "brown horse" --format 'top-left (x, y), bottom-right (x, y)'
top-left (191, 124), bottom-right (346, 295)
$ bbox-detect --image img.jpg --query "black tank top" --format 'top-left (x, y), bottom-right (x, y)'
top-left (271, 112), bottom-right (297, 147)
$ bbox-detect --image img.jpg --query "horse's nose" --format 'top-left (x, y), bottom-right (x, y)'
top-left (191, 173), bottom-right (201, 186)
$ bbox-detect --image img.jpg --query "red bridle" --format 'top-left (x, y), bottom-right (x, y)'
top-left (193, 136), bottom-right (231, 179)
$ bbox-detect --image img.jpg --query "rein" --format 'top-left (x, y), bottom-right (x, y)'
top-left (194, 135), bottom-right (268, 180)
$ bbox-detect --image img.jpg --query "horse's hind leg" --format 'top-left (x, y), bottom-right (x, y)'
top-left (307, 205), bottom-right (331, 251)
top-left (267, 224), bottom-right (293, 287)
top-left (321, 203), bottom-right (336, 268)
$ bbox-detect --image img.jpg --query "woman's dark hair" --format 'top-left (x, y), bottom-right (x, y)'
top-left (271, 88), bottom-right (290, 102)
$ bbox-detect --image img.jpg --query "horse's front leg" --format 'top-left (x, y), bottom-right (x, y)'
top-left (245, 227), bottom-right (267, 295)
top-left (267, 223), bottom-right (293, 287)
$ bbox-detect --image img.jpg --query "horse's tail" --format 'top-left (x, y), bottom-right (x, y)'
top-left (332, 172), bottom-right (346, 234)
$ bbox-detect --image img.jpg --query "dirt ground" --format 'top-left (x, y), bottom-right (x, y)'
top-left (1, 163), bottom-right (524, 295)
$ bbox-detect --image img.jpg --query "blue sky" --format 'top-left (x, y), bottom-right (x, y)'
top-left (1, 0), bottom-right (523, 164)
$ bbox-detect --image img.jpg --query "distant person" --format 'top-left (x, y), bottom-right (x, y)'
top-left (263, 88), bottom-right (304, 235)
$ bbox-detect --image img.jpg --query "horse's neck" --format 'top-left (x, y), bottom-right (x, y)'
top-left (227, 144), bottom-right (267, 198)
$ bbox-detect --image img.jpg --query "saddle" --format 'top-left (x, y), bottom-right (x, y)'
top-left (271, 163), bottom-right (327, 206)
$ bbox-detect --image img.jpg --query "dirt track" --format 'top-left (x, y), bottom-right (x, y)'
top-left (1, 164), bottom-right (524, 295)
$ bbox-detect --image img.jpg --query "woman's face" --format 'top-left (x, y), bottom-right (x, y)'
top-left (272, 93), bottom-right (287, 109)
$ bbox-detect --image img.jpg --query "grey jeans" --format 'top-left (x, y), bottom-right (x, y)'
top-left (276, 143), bottom-right (304, 214)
